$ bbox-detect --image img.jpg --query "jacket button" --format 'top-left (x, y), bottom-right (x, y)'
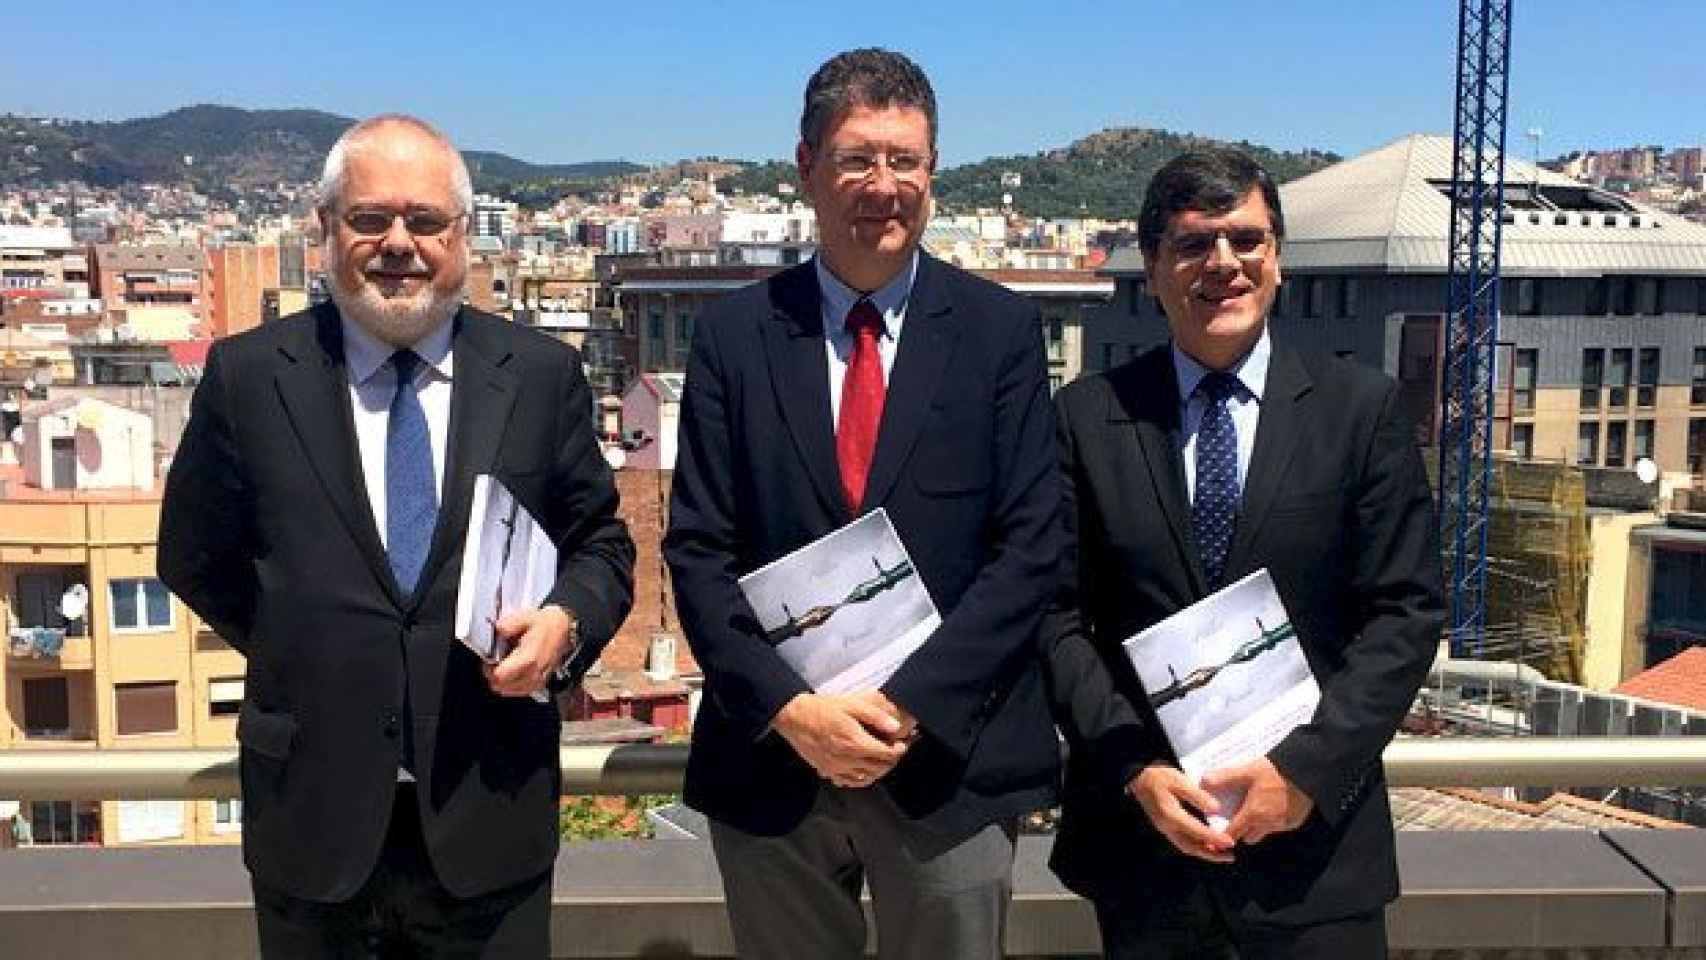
top-left (382, 711), bottom-right (401, 739)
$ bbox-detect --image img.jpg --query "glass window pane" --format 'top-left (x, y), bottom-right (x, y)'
top-left (111, 579), bottom-right (138, 629)
top-left (143, 579), bottom-right (171, 627)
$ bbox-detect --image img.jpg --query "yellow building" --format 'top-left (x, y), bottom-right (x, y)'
top-left (1, 407), bottom-right (244, 847)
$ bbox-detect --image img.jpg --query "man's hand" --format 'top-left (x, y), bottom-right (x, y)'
top-left (849, 689), bottom-right (919, 743)
top-left (485, 604), bottom-right (575, 698)
top-left (1127, 764), bottom-right (1234, 863)
top-left (773, 692), bottom-right (910, 789)
top-left (1200, 756), bottom-right (1313, 846)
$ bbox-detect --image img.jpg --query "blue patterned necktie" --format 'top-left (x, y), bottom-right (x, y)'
top-left (386, 350), bottom-right (437, 595)
top-left (1192, 371), bottom-right (1242, 590)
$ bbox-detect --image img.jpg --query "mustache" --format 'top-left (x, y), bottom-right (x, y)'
top-left (363, 253), bottom-right (431, 275)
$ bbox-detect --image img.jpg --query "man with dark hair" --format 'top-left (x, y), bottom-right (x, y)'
top-left (1045, 147), bottom-right (1443, 957)
top-left (159, 115), bottom-right (634, 955)
top-left (665, 48), bottom-right (1061, 960)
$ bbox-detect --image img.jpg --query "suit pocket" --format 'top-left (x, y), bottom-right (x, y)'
top-left (237, 701), bottom-right (298, 761)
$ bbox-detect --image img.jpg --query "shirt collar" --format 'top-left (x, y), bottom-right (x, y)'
top-left (340, 308), bottom-right (456, 386)
top-left (814, 250), bottom-right (918, 339)
top-left (1172, 326), bottom-right (1271, 405)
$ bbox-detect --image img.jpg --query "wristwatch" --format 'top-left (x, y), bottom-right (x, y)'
top-left (549, 612), bottom-right (581, 685)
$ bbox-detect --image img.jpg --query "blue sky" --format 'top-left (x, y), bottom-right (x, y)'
top-left (2, 0), bottom-right (1698, 167)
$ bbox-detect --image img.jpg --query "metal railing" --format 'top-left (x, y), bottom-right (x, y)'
top-left (1, 737), bottom-right (1703, 800)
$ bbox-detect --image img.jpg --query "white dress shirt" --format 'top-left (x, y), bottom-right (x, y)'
top-left (341, 315), bottom-right (455, 546)
top-left (1173, 327), bottom-right (1271, 505)
top-left (815, 252), bottom-right (917, 425)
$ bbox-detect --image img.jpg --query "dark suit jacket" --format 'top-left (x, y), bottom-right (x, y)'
top-left (1045, 339), bottom-right (1443, 925)
top-left (663, 254), bottom-right (1062, 841)
top-left (158, 303), bottom-right (634, 902)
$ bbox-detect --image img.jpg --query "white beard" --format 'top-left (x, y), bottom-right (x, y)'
top-left (326, 245), bottom-right (465, 348)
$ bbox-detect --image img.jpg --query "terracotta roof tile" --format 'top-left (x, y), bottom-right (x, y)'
top-left (1614, 648), bottom-right (1706, 712)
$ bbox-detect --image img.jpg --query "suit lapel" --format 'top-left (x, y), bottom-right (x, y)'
top-left (1109, 348), bottom-right (1205, 595)
top-left (1224, 343), bottom-right (1311, 582)
top-left (862, 255), bottom-right (958, 511)
top-left (760, 264), bottom-right (847, 520)
top-left (273, 303), bottom-right (402, 606)
top-left (409, 310), bottom-right (519, 613)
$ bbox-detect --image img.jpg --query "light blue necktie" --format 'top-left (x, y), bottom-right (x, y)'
top-left (386, 351), bottom-right (437, 595)
top-left (1192, 371), bottom-right (1242, 590)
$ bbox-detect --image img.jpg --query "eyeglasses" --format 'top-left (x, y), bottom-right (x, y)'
top-left (1163, 227), bottom-right (1274, 265)
top-left (825, 150), bottom-right (932, 181)
top-left (339, 205), bottom-right (464, 237)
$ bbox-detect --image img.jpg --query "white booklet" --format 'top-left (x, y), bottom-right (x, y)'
top-left (1122, 568), bottom-right (1319, 829)
top-left (455, 475), bottom-right (558, 702)
top-left (738, 508), bottom-right (939, 693)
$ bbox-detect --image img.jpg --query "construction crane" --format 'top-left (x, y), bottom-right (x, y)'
top-left (1438, 0), bottom-right (1514, 658)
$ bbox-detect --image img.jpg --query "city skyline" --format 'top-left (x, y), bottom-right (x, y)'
top-left (2, 0), bottom-right (1701, 168)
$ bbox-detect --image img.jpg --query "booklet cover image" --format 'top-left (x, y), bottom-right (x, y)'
top-left (738, 508), bottom-right (940, 694)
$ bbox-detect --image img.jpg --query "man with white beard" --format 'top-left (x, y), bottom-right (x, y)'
top-left (159, 115), bottom-right (634, 956)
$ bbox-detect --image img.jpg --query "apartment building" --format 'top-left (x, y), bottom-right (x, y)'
top-left (206, 243), bottom-right (281, 337)
top-left (0, 396), bottom-right (243, 847)
top-left (90, 244), bottom-right (210, 338)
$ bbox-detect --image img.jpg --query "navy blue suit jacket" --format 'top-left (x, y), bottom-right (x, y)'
top-left (664, 254), bottom-right (1062, 840)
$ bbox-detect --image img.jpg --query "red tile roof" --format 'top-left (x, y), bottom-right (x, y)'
top-left (1614, 647), bottom-right (1706, 712)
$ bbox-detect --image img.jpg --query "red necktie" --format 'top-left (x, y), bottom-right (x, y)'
top-left (837, 300), bottom-right (886, 514)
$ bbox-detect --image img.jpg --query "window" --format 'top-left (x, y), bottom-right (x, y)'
top-left (1587, 277), bottom-right (1609, 315)
top-left (646, 308), bottom-right (663, 340)
top-left (1337, 277), bottom-right (1359, 318)
top-left (1638, 348), bottom-right (1660, 408)
top-left (22, 677), bottom-right (70, 736)
top-left (1577, 422), bottom-right (1599, 466)
top-left (1698, 279), bottom-right (1706, 316)
top-left (1605, 420), bottom-right (1627, 467)
top-left (114, 681), bottom-right (177, 736)
top-left (13, 569), bottom-right (87, 637)
top-left (1046, 317), bottom-right (1064, 360)
top-left (1303, 277), bottom-right (1327, 319)
top-left (1636, 278), bottom-right (1661, 316)
top-left (213, 798), bottom-right (243, 834)
top-left (209, 678), bottom-right (244, 718)
top-left (1690, 419), bottom-right (1705, 474)
top-left (1608, 348), bottom-right (1632, 409)
top-left (26, 800), bottom-right (100, 846)
top-left (115, 800), bottom-right (184, 842)
top-left (1513, 423), bottom-right (1534, 459)
top-left (675, 312), bottom-right (693, 345)
top-left (1693, 348), bottom-right (1706, 405)
top-left (1513, 349), bottom-right (1537, 413)
top-left (1581, 348), bottom-right (1604, 410)
top-left (1613, 278), bottom-right (1637, 316)
top-left (1515, 278), bottom-right (1541, 315)
top-left (110, 578), bottom-right (172, 632)
top-left (1634, 420), bottom-right (1655, 462)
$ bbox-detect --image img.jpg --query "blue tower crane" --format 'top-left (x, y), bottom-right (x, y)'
top-left (1439, 0), bottom-right (1514, 657)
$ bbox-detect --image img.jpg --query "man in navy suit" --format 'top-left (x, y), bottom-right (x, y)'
top-left (664, 48), bottom-right (1062, 960)
top-left (1045, 148), bottom-right (1444, 958)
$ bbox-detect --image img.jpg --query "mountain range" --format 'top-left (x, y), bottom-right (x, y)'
top-left (1, 105), bottom-right (1340, 219)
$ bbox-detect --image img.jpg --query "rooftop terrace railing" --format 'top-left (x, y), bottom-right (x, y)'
top-left (1, 737), bottom-right (1703, 958)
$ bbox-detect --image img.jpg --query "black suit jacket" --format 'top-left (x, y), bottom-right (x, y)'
top-left (158, 303), bottom-right (634, 902)
top-left (663, 254), bottom-right (1062, 841)
top-left (1045, 339), bottom-right (1443, 924)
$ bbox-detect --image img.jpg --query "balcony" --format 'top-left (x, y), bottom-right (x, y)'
top-left (0, 739), bottom-right (1703, 957)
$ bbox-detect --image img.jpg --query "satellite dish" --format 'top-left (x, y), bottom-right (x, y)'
top-left (1634, 458), bottom-right (1659, 485)
top-left (59, 583), bottom-right (89, 622)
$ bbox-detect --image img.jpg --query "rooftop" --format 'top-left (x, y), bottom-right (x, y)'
top-left (1615, 648), bottom-right (1706, 713)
